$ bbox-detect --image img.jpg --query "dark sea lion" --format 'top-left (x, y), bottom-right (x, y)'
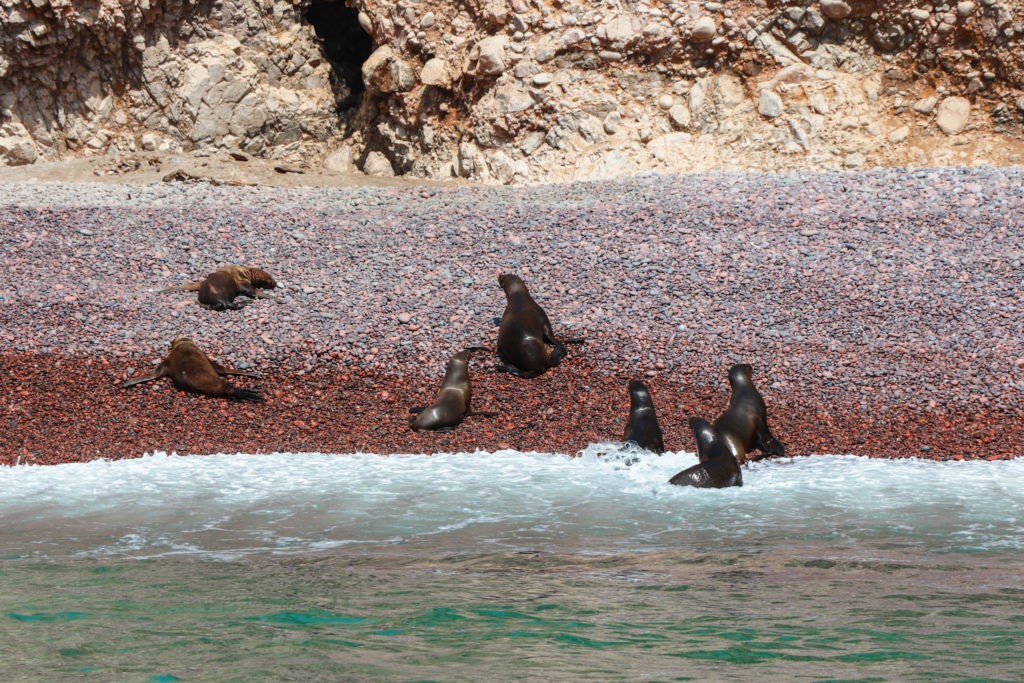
top-left (160, 265), bottom-right (278, 311)
top-left (495, 273), bottom-right (583, 378)
top-left (713, 363), bottom-right (785, 464)
top-left (410, 347), bottom-right (496, 432)
top-left (668, 418), bottom-right (742, 489)
top-left (122, 337), bottom-right (264, 402)
top-left (622, 380), bottom-right (665, 454)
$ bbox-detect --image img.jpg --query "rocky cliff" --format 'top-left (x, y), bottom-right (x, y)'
top-left (2, 0), bottom-right (1023, 183)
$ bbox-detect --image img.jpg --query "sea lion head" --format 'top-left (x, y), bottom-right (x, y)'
top-left (247, 267), bottom-right (278, 290)
top-left (689, 417), bottom-right (715, 440)
top-left (169, 336), bottom-right (194, 349)
top-left (728, 363), bottom-right (754, 385)
top-left (627, 380), bottom-right (654, 408)
top-left (498, 273), bottom-right (525, 293)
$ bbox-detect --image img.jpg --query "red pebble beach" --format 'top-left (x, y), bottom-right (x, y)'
top-left (1, 169), bottom-right (1022, 465)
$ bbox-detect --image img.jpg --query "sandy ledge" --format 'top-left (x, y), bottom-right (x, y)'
top-left (1, 166), bottom-right (1022, 465)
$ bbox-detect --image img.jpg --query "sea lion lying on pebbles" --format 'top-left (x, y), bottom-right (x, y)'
top-left (713, 363), bottom-right (785, 463)
top-left (495, 273), bottom-right (583, 379)
top-left (622, 380), bottom-right (665, 454)
top-left (668, 418), bottom-right (742, 489)
top-left (122, 337), bottom-right (264, 402)
top-left (160, 265), bottom-right (278, 311)
top-left (410, 347), bottom-right (496, 432)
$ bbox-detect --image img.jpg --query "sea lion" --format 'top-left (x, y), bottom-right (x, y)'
top-left (668, 418), bottom-right (742, 489)
top-left (122, 337), bottom-right (264, 401)
top-left (160, 265), bottom-right (278, 311)
top-left (713, 363), bottom-right (785, 463)
top-left (410, 347), bottom-right (496, 432)
top-left (494, 273), bottom-right (583, 378)
top-left (622, 380), bottom-right (665, 454)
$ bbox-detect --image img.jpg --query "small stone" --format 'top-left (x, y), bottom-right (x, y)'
top-left (957, 1), bottom-right (976, 16)
top-left (692, 16), bottom-right (717, 42)
top-left (531, 72), bottom-right (553, 86)
top-left (421, 58), bottom-right (451, 86)
top-left (397, 312), bottom-right (412, 324)
top-left (420, 12), bottom-right (435, 28)
top-left (658, 94), bottom-right (674, 110)
top-left (844, 152), bottom-right (866, 167)
top-left (935, 96), bottom-right (971, 135)
top-left (140, 134), bottom-right (158, 151)
top-left (78, 228), bottom-right (94, 236)
top-left (362, 151), bottom-right (395, 177)
top-left (888, 125), bottom-right (911, 143)
top-left (910, 8), bottom-right (931, 21)
top-left (668, 103), bottom-right (691, 129)
top-left (603, 111), bottom-right (621, 135)
top-left (820, 0), bottom-right (852, 19)
top-left (913, 95), bottom-right (939, 114)
top-left (758, 89), bottom-right (783, 117)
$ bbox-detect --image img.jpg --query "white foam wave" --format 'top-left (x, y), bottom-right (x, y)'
top-left (1, 449), bottom-right (1022, 559)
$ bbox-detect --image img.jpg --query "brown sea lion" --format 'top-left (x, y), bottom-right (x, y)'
top-left (122, 337), bottom-right (264, 402)
top-left (410, 347), bottom-right (496, 432)
top-left (668, 418), bottom-right (742, 489)
top-left (160, 265), bottom-right (278, 311)
top-left (495, 273), bottom-right (583, 379)
top-left (713, 363), bottom-right (785, 464)
top-left (622, 380), bottom-right (665, 454)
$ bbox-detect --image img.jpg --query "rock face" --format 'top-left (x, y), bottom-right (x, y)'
top-left (1, 0), bottom-right (1024, 181)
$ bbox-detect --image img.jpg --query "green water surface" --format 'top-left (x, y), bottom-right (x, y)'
top-left (2, 551), bottom-right (1021, 681)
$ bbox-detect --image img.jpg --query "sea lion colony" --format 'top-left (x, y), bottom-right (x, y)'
top-left (125, 268), bottom-right (785, 488)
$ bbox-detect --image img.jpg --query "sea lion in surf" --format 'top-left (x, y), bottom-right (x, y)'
top-left (160, 265), bottom-right (278, 311)
top-left (668, 418), bottom-right (742, 489)
top-left (410, 348), bottom-right (497, 432)
top-left (494, 273), bottom-right (583, 379)
top-left (622, 380), bottom-right (665, 454)
top-left (122, 337), bottom-right (264, 401)
top-left (713, 363), bottom-right (785, 463)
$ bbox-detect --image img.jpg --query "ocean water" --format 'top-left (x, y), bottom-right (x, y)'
top-left (2, 450), bottom-right (1022, 681)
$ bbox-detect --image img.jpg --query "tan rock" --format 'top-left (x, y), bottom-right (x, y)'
top-left (421, 58), bottom-right (452, 87)
top-left (362, 46), bottom-right (416, 94)
top-left (935, 96), bottom-right (971, 135)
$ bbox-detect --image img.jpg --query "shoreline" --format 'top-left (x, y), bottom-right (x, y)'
top-left (2, 352), bottom-right (1018, 466)
top-left (2, 167), bottom-right (1022, 465)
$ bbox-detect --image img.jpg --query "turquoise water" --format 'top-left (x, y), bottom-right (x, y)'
top-left (2, 451), bottom-right (1023, 680)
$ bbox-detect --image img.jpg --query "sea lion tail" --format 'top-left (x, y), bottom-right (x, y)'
top-left (551, 343), bottom-right (568, 364)
top-left (231, 387), bottom-right (264, 402)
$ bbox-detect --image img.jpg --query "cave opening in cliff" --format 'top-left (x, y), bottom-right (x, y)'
top-left (305, 0), bottom-right (375, 111)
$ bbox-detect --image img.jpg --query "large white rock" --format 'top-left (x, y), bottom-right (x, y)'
top-left (468, 36), bottom-right (508, 77)
top-left (692, 16), bottom-right (717, 42)
top-left (362, 46), bottom-right (416, 93)
top-left (935, 96), bottom-right (971, 135)
top-left (820, 1), bottom-right (852, 19)
top-left (758, 89), bottom-right (784, 118)
top-left (421, 58), bottom-right (452, 87)
top-left (362, 151), bottom-right (395, 176)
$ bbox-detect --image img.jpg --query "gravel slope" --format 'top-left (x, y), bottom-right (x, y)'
top-left (1, 167), bottom-right (1022, 464)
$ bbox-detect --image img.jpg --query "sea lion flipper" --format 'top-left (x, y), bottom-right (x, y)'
top-left (494, 363), bottom-right (535, 379)
top-left (159, 282), bottom-right (202, 294)
top-left (210, 361), bottom-right (259, 379)
top-left (757, 427), bottom-right (785, 458)
top-left (122, 365), bottom-right (167, 388)
top-left (230, 386), bottom-right (264, 402)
